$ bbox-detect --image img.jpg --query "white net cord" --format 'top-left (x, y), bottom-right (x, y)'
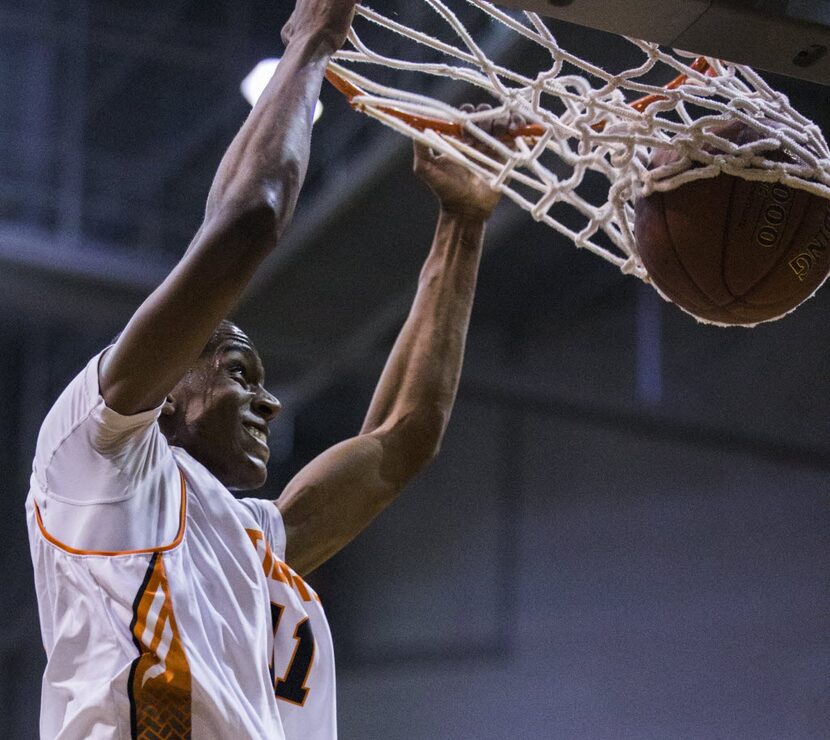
top-left (328, 0), bottom-right (830, 280)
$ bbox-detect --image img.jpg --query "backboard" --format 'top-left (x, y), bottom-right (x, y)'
top-left (495, 0), bottom-right (830, 85)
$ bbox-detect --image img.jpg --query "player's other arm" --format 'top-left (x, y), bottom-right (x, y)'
top-left (99, 0), bottom-right (357, 416)
top-left (278, 142), bottom-right (501, 576)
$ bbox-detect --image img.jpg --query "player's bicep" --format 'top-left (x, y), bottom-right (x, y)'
top-left (277, 432), bottom-right (403, 576)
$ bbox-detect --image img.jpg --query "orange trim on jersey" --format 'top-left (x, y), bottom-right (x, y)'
top-left (33, 470), bottom-right (187, 556)
top-left (128, 552), bottom-right (192, 738)
top-left (277, 562), bottom-right (313, 602)
top-left (246, 529), bottom-right (320, 603)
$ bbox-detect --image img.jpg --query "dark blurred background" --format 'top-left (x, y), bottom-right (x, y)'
top-left (1, 1), bottom-right (828, 738)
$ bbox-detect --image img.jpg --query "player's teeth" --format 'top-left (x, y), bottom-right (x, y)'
top-left (246, 426), bottom-right (265, 443)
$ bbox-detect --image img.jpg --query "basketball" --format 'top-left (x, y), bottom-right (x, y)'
top-left (634, 123), bottom-right (830, 325)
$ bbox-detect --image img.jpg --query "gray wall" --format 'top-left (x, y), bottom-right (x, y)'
top-left (322, 282), bottom-right (829, 739)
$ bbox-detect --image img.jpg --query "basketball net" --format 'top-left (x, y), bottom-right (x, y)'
top-left (326, 0), bottom-right (830, 286)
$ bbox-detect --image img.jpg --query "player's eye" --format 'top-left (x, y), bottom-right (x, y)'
top-left (228, 364), bottom-right (247, 379)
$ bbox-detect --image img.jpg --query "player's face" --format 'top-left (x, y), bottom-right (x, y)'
top-left (167, 327), bottom-right (281, 490)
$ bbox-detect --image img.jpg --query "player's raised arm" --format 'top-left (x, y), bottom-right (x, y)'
top-left (277, 138), bottom-right (502, 575)
top-left (99, 0), bottom-right (357, 416)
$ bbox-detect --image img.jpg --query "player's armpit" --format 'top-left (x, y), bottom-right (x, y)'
top-left (276, 415), bottom-right (440, 576)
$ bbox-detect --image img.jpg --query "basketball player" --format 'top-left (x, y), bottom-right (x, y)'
top-left (26, 0), bottom-right (506, 737)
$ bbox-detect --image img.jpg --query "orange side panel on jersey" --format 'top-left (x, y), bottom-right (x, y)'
top-left (246, 529), bottom-right (320, 603)
top-left (276, 562), bottom-right (313, 602)
top-left (33, 470), bottom-right (187, 556)
top-left (128, 552), bottom-right (192, 739)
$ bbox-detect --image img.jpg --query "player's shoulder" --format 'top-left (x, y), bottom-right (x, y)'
top-left (34, 353), bottom-right (103, 473)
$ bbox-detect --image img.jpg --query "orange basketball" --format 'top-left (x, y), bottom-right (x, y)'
top-left (634, 123), bottom-right (830, 325)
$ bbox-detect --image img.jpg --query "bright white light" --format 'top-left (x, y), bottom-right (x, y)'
top-left (240, 58), bottom-right (323, 123)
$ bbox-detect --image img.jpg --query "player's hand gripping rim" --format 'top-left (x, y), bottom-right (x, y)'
top-left (414, 103), bottom-right (526, 220)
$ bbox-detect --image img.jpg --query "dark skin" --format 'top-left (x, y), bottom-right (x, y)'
top-left (158, 324), bottom-right (280, 491)
top-left (100, 0), bottom-right (513, 576)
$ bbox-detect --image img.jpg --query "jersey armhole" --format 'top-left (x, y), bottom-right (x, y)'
top-left (32, 469), bottom-right (188, 557)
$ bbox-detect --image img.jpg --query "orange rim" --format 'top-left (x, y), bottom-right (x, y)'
top-left (324, 67), bottom-right (545, 140)
top-left (325, 56), bottom-right (716, 140)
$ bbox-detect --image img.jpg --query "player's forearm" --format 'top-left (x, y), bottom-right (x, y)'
top-left (202, 34), bottom-right (334, 241)
top-left (360, 208), bottom-right (485, 472)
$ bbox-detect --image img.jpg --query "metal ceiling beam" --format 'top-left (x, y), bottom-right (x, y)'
top-left (0, 225), bottom-right (166, 291)
top-left (0, 5), bottom-right (544, 390)
top-left (1, 3), bottom-right (520, 304)
top-left (0, 175), bottom-right (195, 246)
top-left (0, 225), bottom-right (166, 328)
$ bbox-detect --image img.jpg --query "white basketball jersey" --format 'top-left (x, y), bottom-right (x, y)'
top-left (26, 353), bottom-right (337, 739)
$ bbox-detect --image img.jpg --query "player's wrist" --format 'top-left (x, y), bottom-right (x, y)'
top-left (285, 28), bottom-right (346, 60)
top-left (439, 202), bottom-right (492, 223)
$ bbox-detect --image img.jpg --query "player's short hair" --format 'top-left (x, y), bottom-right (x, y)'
top-left (199, 319), bottom-right (242, 359)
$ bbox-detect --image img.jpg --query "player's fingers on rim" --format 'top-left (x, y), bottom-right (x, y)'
top-left (491, 110), bottom-right (512, 139)
top-left (474, 103), bottom-right (498, 136)
top-left (469, 102), bottom-right (511, 141)
top-left (508, 111), bottom-right (526, 135)
top-left (456, 103), bottom-right (474, 140)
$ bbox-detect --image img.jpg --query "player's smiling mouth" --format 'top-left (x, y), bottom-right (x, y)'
top-left (243, 423), bottom-right (268, 445)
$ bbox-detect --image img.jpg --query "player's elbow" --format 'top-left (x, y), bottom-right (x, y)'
top-left (379, 404), bottom-right (448, 484)
top-left (261, 156), bottom-right (304, 229)
top-left (417, 406), bottom-right (448, 465)
top-left (214, 162), bottom-right (303, 252)
top-left (403, 403), bottom-right (448, 466)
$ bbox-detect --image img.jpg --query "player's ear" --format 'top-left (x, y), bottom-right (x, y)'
top-left (161, 394), bottom-right (177, 417)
